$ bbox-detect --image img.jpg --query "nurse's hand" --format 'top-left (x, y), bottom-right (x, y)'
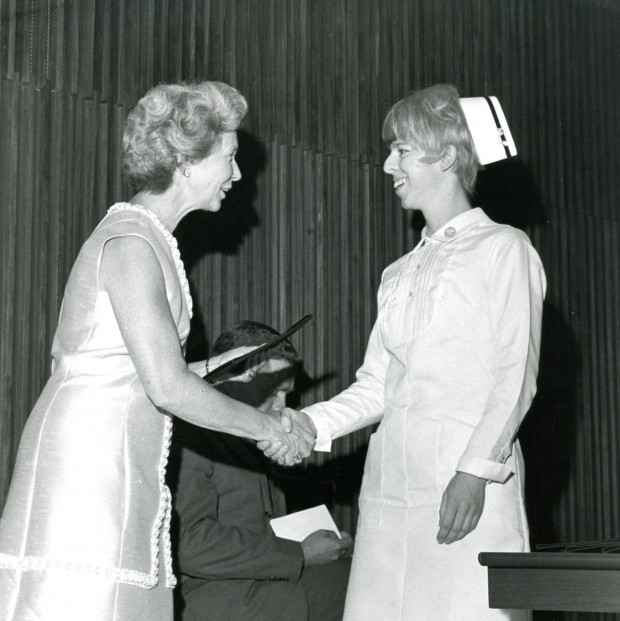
top-left (257, 408), bottom-right (317, 464)
top-left (437, 472), bottom-right (486, 544)
top-left (257, 411), bottom-right (314, 466)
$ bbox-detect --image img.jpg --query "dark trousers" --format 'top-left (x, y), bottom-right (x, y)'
top-left (177, 557), bottom-right (351, 621)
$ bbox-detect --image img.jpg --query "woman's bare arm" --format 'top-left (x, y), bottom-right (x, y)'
top-left (99, 235), bottom-right (309, 456)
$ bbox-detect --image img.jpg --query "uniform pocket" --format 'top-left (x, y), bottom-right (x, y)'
top-left (361, 429), bottom-right (384, 492)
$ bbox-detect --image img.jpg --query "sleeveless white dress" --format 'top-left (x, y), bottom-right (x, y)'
top-left (0, 204), bottom-right (192, 620)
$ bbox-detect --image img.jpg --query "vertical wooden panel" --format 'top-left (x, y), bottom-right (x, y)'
top-left (30, 87), bottom-right (51, 397)
top-left (0, 79), bottom-right (19, 477)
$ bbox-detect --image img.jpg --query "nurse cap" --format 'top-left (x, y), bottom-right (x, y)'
top-left (459, 96), bottom-right (517, 165)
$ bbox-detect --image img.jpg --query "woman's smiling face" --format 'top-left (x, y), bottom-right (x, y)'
top-left (188, 131), bottom-right (241, 212)
top-left (383, 141), bottom-right (443, 212)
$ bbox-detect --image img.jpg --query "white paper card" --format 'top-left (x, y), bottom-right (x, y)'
top-left (270, 505), bottom-right (340, 542)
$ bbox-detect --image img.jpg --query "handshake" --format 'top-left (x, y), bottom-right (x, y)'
top-left (257, 408), bottom-right (318, 467)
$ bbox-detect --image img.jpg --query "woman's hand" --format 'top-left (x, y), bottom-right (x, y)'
top-left (437, 472), bottom-right (486, 544)
top-left (257, 408), bottom-right (316, 466)
top-left (278, 408), bottom-right (317, 446)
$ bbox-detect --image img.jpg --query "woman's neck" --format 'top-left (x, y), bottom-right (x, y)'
top-left (422, 184), bottom-right (472, 236)
top-left (129, 188), bottom-right (188, 232)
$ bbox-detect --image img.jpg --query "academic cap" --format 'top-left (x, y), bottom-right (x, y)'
top-left (204, 314), bottom-right (312, 383)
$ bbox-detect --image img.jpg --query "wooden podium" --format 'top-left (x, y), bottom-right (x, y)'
top-left (479, 552), bottom-right (620, 613)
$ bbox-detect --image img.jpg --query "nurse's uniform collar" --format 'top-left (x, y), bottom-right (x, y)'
top-left (421, 207), bottom-right (490, 243)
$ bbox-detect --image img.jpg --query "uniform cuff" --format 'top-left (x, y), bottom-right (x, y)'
top-left (456, 456), bottom-right (513, 483)
top-left (303, 410), bottom-right (332, 452)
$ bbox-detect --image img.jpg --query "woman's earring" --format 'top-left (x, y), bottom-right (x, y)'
top-left (184, 169), bottom-right (191, 177)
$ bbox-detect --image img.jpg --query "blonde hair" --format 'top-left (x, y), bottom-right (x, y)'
top-left (382, 84), bottom-right (479, 194)
top-left (122, 81), bottom-right (248, 193)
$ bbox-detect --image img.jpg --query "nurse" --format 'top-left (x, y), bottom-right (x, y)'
top-left (277, 84), bottom-right (546, 619)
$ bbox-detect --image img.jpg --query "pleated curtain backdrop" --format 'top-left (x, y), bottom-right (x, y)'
top-left (1, 3), bottom-right (620, 618)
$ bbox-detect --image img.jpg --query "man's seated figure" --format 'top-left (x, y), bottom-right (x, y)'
top-left (169, 320), bottom-right (353, 621)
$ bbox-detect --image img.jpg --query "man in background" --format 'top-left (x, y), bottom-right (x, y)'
top-left (169, 320), bottom-right (352, 621)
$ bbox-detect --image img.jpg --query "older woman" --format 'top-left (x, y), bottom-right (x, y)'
top-left (0, 81), bottom-right (311, 620)
top-left (277, 84), bottom-right (546, 619)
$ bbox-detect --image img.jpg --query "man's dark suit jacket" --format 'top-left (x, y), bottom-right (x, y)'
top-left (168, 419), bottom-right (350, 621)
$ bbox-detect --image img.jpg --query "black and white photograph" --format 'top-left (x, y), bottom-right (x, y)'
top-left (0, 1), bottom-right (619, 619)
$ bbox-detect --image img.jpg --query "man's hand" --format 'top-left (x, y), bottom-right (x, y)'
top-left (257, 409), bottom-right (317, 465)
top-left (437, 472), bottom-right (486, 545)
top-left (301, 530), bottom-right (354, 566)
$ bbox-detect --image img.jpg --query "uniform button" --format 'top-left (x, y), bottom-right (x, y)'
top-left (445, 227), bottom-right (456, 238)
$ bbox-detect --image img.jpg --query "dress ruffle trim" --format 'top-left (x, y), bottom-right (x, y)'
top-left (0, 553), bottom-right (158, 589)
top-left (148, 412), bottom-right (177, 589)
